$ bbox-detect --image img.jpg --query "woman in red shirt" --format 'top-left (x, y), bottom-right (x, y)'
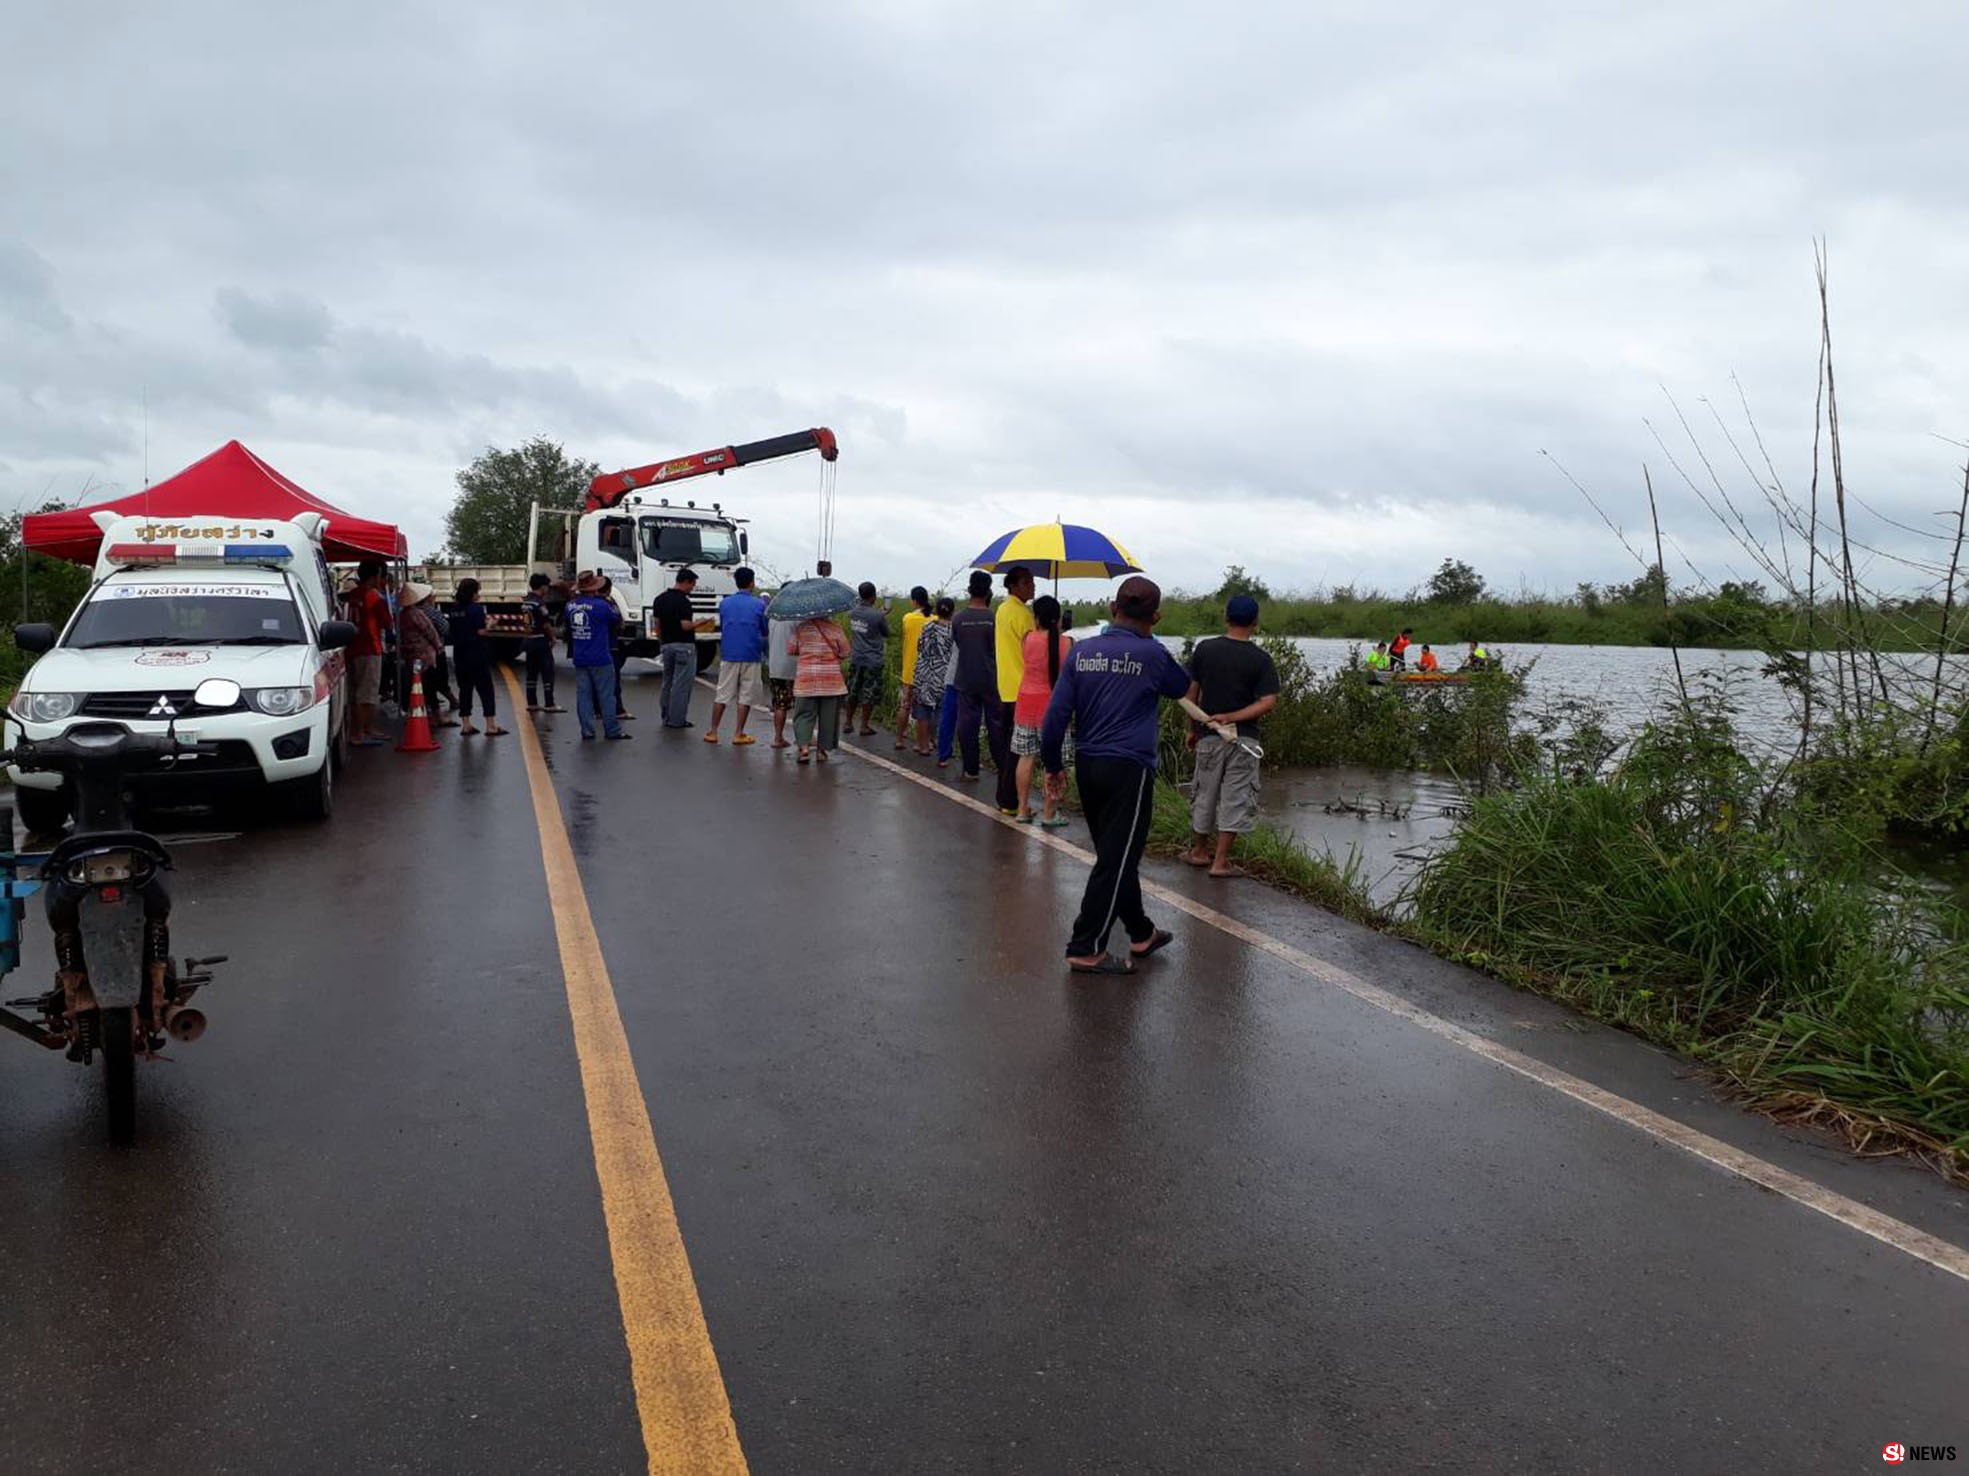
top-left (1012, 595), bottom-right (1075, 826)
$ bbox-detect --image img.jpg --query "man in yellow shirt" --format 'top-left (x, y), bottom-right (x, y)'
top-left (894, 586), bottom-right (932, 749)
top-left (991, 567), bottom-right (1037, 814)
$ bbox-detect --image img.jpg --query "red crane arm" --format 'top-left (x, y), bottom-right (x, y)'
top-left (585, 427), bottom-right (839, 512)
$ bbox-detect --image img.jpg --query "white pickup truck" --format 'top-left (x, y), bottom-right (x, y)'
top-left (5, 514), bottom-right (356, 827)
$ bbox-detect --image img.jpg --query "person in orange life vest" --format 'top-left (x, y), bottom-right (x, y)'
top-left (1390, 627), bottom-right (1414, 670)
top-left (1416, 645), bottom-right (1440, 673)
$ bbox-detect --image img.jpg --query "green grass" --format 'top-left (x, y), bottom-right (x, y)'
top-left (1402, 736), bottom-right (1969, 1174)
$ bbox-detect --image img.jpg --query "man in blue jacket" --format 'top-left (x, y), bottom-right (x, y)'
top-left (1041, 575), bottom-right (1191, 973)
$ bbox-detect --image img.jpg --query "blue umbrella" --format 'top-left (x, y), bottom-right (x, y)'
top-left (766, 576), bottom-right (856, 621)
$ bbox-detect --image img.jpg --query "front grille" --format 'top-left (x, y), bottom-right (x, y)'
top-left (78, 690), bottom-right (247, 720)
top-left (130, 740), bottom-right (261, 781)
top-left (689, 595), bottom-right (718, 616)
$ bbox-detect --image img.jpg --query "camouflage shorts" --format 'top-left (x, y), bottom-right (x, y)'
top-left (844, 665), bottom-right (884, 709)
top-left (769, 677), bottom-right (796, 712)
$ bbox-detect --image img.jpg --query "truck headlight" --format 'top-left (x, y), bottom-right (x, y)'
top-left (247, 686), bottom-right (314, 717)
top-left (11, 691), bottom-right (79, 723)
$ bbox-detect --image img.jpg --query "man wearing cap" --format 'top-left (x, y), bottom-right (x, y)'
top-left (1183, 595), bottom-right (1279, 879)
top-left (1040, 575), bottom-right (1191, 973)
top-left (567, 573), bottom-right (629, 740)
top-left (651, 567), bottom-right (703, 729)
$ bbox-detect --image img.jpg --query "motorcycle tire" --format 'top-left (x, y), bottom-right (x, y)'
top-left (101, 1006), bottom-right (135, 1145)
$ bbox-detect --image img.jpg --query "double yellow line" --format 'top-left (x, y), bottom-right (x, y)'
top-left (503, 669), bottom-right (747, 1473)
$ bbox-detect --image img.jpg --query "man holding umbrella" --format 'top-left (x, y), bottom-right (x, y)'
top-left (1041, 575), bottom-right (1190, 974)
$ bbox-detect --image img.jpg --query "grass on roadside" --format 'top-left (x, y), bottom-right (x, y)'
top-left (1403, 750), bottom-right (1969, 1179)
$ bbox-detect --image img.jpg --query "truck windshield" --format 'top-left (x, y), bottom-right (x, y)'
top-left (641, 519), bottom-right (740, 567)
top-left (66, 583), bottom-right (308, 649)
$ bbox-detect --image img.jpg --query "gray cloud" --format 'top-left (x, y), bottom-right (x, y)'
top-left (3, 1), bottom-right (1966, 588)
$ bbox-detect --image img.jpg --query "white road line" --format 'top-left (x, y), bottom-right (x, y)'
top-left (834, 736), bottom-right (1969, 1287)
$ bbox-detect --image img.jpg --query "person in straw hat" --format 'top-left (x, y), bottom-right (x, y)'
top-left (396, 581), bottom-right (459, 727)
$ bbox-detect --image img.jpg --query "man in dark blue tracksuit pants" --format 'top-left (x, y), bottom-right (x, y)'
top-left (1040, 575), bottom-right (1191, 974)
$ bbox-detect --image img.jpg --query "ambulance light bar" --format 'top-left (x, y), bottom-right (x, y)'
top-left (106, 543), bottom-right (295, 565)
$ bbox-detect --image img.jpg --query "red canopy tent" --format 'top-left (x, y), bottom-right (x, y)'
top-left (23, 440), bottom-right (407, 565)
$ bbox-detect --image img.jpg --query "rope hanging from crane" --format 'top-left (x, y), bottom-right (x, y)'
top-left (816, 454), bottom-right (839, 566)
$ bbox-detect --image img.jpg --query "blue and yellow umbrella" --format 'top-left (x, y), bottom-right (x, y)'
top-left (970, 521), bottom-right (1142, 582)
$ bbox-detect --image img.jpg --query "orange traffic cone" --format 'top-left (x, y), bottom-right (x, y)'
top-left (396, 665), bottom-right (442, 752)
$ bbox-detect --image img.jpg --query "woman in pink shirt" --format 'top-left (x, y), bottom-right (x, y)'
top-left (1011, 595), bottom-right (1074, 825)
top-left (790, 615), bottom-right (852, 763)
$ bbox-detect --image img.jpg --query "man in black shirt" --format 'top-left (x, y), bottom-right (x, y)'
top-left (522, 573), bottom-right (563, 712)
top-left (1183, 594), bottom-right (1279, 878)
top-left (949, 570), bottom-right (1005, 785)
top-left (650, 568), bottom-right (702, 728)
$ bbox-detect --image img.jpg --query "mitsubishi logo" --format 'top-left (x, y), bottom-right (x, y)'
top-left (148, 695), bottom-right (178, 718)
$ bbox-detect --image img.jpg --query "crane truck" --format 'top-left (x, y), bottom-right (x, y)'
top-left (414, 427), bottom-right (839, 672)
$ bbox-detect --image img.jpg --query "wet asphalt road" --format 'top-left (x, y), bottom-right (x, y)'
top-left (2, 660), bottom-right (1965, 1475)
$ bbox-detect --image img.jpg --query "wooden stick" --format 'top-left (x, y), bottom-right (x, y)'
top-left (1178, 696), bottom-right (1237, 742)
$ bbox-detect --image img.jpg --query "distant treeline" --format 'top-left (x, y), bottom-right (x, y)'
top-left (1140, 562), bottom-right (1956, 652)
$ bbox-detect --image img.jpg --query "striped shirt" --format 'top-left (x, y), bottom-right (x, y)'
top-left (791, 618), bottom-right (850, 697)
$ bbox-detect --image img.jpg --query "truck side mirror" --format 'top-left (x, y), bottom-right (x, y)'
top-left (317, 620), bottom-right (357, 652)
top-left (739, 531), bottom-right (749, 555)
top-left (13, 624), bottom-right (55, 654)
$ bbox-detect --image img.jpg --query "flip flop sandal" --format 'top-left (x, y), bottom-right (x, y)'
top-left (771, 739), bottom-right (791, 749)
top-left (815, 749), bottom-right (830, 763)
top-left (703, 732), bottom-right (720, 743)
top-left (545, 705), bottom-right (567, 713)
top-left (1015, 813), bottom-right (1036, 824)
top-left (484, 727), bottom-right (508, 738)
top-left (797, 749), bottom-right (812, 764)
top-left (1130, 929), bottom-right (1175, 960)
top-left (1069, 954), bottom-right (1135, 975)
top-left (1209, 866), bottom-right (1249, 879)
top-left (1038, 816), bottom-right (1071, 829)
top-left (733, 734), bottom-right (757, 746)
top-left (1182, 854), bottom-right (1212, 868)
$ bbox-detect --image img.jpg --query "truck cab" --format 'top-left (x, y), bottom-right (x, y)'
top-left (578, 498), bottom-right (748, 670)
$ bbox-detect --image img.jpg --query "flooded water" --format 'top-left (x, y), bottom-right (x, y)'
top-left (1251, 764), bottom-right (1466, 905)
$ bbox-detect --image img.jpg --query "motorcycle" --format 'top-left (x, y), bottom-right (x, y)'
top-left (0, 677), bottom-right (233, 1143)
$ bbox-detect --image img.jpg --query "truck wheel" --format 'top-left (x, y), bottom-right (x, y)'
top-left (102, 1006), bottom-right (135, 1144)
top-left (696, 643), bottom-right (720, 675)
top-left (281, 758), bottom-right (334, 822)
top-left (14, 783), bottom-right (69, 836)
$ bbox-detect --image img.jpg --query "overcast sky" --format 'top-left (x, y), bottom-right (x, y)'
top-left (5, 2), bottom-right (1967, 601)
